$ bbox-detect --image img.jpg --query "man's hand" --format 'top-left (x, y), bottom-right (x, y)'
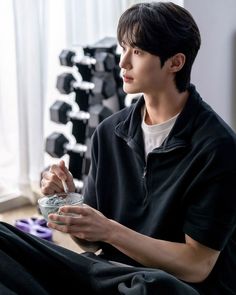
top-left (47, 204), bottom-right (112, 243)
top-left (41, 160), bottom-right (75, 195)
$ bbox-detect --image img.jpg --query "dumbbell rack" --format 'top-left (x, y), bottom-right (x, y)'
top-left (44, 37), bottom-right (124, 193)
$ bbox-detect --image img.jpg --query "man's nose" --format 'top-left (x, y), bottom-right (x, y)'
top-left (119, 51), bottom-right (131, 70)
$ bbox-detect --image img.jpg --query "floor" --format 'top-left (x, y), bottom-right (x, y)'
top-left (0, 204), bottom-right (83, 254)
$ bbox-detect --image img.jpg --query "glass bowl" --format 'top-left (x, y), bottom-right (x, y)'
top-left (38, 192), bottom-right (84, 222)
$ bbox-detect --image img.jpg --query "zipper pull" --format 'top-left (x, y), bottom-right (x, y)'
top-left (142, 166), bottom-right (147, 178)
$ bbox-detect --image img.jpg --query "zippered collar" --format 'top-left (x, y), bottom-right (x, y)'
top-left (115, 84), bottom-right (203, 153)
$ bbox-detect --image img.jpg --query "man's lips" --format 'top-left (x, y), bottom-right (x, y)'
top-left (123, 75), bottom-right (134, 82)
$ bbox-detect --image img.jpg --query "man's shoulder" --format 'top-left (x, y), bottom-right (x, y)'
top-left (97, 102), bottom-right (136, 130)
top-left (194, 101), bottom-right (236, 150)
top-left (201, 102), bottom-right (235, 133)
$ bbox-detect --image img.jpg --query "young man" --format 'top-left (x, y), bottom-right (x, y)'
top-left (1, 2), bottom-right (236, 294)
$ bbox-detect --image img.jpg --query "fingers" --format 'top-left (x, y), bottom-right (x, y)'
top-left (41, 177), bottom-right (62, 195)
top-left (47, 213), bottom-right (87, 234)
top-left (48, 212), bottom-right (82, 225)
top-left (59, 159), bottom-right (66, 169)
top-left (59, 160), bottom-right (75, 189)
top-left (47, 206), bottom-right (108, 243)
top-left (59, 204), bottom-right (90, 216)
top-left (40, 160), bottom-right (75, 195)
top-left (47, 206), bottom-right (94, 231)
top-left (51, 160), bottom-right (75, 190)
top-left (41, 170), bottom-right (63, 195)
top-left (47, 215), bottom-right (96, 242)
top-left (49, 162), bottom-right (67, 180)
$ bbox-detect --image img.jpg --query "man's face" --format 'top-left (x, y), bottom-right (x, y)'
top-left (119, 40), bottom-right (169, 95)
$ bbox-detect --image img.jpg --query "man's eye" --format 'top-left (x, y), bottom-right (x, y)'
top-left (134, 49), bottom-right (141, 55)
top-left (120, 45), bottom-right (126, 52)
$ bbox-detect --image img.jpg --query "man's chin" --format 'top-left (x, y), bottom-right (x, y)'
top-left (123, 87), bottom-right (140, 95)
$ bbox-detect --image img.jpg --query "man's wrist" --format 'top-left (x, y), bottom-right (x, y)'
top-left (105, 219), bottom-right (119, 244)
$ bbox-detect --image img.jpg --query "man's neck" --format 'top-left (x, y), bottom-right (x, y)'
top-left (143, 88), bottom-right (189, 125)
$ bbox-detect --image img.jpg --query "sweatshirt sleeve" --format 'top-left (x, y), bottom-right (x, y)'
top-left (183, 141), bottom-right (236, 250)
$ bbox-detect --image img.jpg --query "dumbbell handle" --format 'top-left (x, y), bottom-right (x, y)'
top-left (72, 55), bottom-right (96, 66)
top-left (67, 110), bottom-right (90, 121)
top-left (64, 142), bottom-right (87, 155)
top-left (72, 80), bottom-right (95, 91)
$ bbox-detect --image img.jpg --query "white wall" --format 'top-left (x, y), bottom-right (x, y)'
top-left (184, 0), bottom-right (236, 130)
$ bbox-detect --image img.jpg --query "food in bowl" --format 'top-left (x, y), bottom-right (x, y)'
top-left (38, 192), bottom-right (84, 222)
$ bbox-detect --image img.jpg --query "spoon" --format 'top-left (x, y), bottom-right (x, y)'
top-left (61, 179), bottom-right (69, 194)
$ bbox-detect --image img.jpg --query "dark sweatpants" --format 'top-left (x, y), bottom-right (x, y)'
top-left (0, 222), bottom-right (200, 295)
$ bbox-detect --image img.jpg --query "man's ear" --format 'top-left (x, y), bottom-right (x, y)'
top-left (168, 53), bottom-right (186, 73)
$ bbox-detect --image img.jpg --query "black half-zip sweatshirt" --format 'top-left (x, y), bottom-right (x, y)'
top-left (84, 84), bottom-right (236, 293)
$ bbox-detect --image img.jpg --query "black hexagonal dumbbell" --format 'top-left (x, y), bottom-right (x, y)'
top-left (59, 36), bottom-right (117, 77)
top-left (83, 36), bottom-right (117, 56)
top-left (45, 132), bottom-right (86, 158)
top-left (49, 100), bottom-right (112, 143)
top-left (56, 72), bottom-right (116, 101)
top-left (59, 50), bottom-right (116, 73)
top-left (45, 132), bottom-right (87, 180)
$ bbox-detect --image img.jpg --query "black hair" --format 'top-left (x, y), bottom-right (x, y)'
top-left (117, 2), bottom-right (201, 92)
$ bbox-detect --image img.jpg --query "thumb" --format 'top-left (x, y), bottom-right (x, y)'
top-left (59, 160), bottom-right (73, 181)
top-left (59, 159), bottom-right (66, 170)
top-left (58, 160), bottom-right (70, 179)
top-left (59, 160), bottom-right (75, 192)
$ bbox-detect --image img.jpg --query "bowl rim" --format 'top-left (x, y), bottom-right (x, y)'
top-left (38, 193), bottom-right (84, 208)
